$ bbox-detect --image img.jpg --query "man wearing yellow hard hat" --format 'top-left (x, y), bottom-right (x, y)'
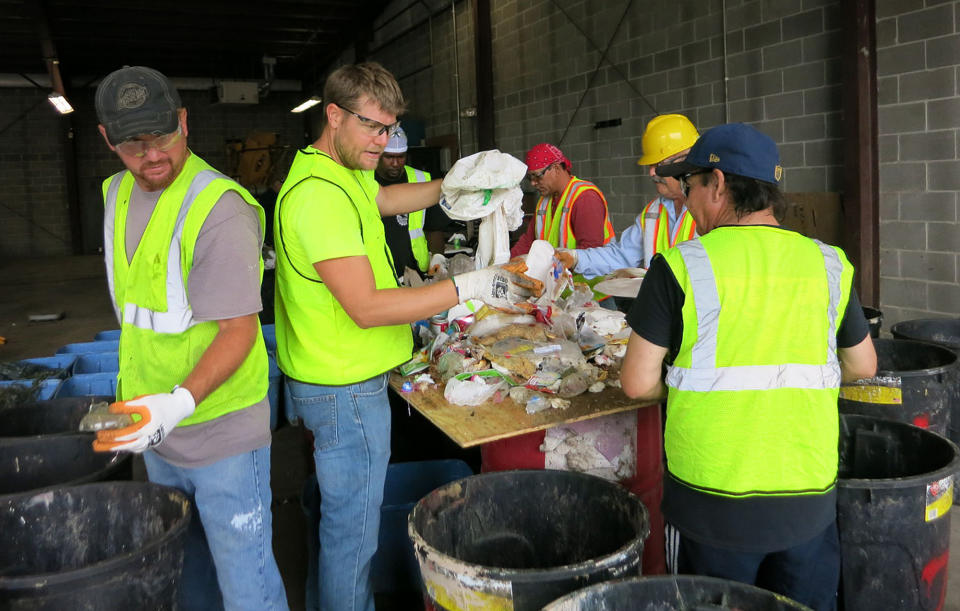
top-left (557, 114), bottom-right (700, 274)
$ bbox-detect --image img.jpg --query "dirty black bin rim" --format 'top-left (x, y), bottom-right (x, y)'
top-left (408, 469), bottom-right (649, 583)
top-left (0, 481), bottom-right (190, 591)
top-left (837, 416), bottom-right (960, 491)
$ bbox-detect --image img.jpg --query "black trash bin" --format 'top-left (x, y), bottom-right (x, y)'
top-left (839, 338), bottom-right (957, 437)
top-left (837, 414), bottom-right (960, 610)
top-left (891, 319), bottom-right (960, 448)
top-left (408, 469), bottom-right (649, 611)
top-left (0, 481), bottom-right (190, 610)
top-left (542, 575), bottom-right (810, 610)
top-left (0, 435), bottom-right (130, 495)
top-left (0, 396), bottom-right (113, 437)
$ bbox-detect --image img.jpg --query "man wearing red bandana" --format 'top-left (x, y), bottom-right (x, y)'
top-left (510, 143), bottom-right (614, 256)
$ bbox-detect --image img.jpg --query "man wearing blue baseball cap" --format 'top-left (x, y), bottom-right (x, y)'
top-left (618, 123), bottom-right (877, 609)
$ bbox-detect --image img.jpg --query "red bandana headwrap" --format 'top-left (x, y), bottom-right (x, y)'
top-left (525, 143), bottom-right (572, 173)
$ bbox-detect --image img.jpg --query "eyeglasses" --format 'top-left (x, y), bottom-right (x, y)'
top-left (680, 170), bottom-right (711, 198)
top-left (115, 126), bottom-right (182, 158)
top-left (526, 164), bottom-right (554, 182)
top-left (334, 102), bottom-right (400, 138)
top-left (656, 153), bottom-right (687, 167)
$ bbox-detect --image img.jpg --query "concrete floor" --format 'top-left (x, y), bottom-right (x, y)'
top-left (2, 255), bottom-right (959, 610)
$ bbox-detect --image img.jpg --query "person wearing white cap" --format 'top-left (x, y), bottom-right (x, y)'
top-left (374, 126), bottom-right (449, 277)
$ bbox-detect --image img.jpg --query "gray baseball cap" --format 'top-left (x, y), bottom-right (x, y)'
top-left (95, 66), bottom-right (182, 145)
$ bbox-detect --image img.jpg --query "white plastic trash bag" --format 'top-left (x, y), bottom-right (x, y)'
top-left (439, 150), bottom-right (527, 268)
top-left (442, 370), bottom-right (508, 406)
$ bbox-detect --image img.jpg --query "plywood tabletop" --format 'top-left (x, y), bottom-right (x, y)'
top-left (389, 373), bottom-right (655, 448)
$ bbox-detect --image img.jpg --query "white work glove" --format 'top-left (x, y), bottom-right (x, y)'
top-left (452, 266), bottom-right (540, 311)
top-left (555, 248), bottom-right (578, 271)
top-left (428, 253), bottom-right (449, 277)
top-left (93, 387), bottom-right (196, 453)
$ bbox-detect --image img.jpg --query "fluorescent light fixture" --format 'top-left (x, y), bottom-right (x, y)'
top-left (291, 96), bottom-right (322, 113)
top-left (47, 92), bottom-right (74, 114)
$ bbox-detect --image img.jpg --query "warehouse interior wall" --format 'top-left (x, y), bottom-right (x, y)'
top-left (0, 0), bottom-right (956, 325)
top-left (364, 0), bottom-right (959, 324)
top-left (0, 86), bottom-right (308, 258)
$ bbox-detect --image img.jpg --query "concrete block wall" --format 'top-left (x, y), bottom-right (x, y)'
top-left (0, 85), bottom-right (308, 257)
top-left (368, 0), bottom-right (846, 232)
top-left (876, 0), bottom-right (960, 324)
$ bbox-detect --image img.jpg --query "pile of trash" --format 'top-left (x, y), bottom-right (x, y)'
top-left (398, 241), bottom-right (631, 413)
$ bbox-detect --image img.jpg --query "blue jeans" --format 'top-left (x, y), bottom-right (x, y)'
top-left (143, 446), bottom-right (288, 611)
top-left (676, 521), bottom-right (840, 611)
top-left (285, 373), bottom-right (391, 611)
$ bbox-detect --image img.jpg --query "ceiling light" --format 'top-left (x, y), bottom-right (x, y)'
top-left (291, 96), bottom-right (322, 113)
top-left (47, 92), bottom-right (74, 114)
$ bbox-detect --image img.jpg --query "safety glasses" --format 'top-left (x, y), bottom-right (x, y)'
top-left (115, 126), bottom-right (182, 158)
top-left (680, 170), bottom-right (711, 198)
top-left (526, 164), bottom-right (554, 182)
top-left (334, 102), bottom-right (401, 138)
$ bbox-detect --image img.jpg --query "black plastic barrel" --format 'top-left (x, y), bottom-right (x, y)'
top-left (837, 414), bottom-right (960, 610)
top-left (0, 435), bottom-right (130, 495)
top-left (408, 470), bottom-right (649, 611)
top-left (0, 481), bottom-right (191, 610)
top-left (839, 338), bottom-right (957, 437)
top-left (891, 319), bottom-right (960, 448)
top-left (862, 306), bottom-right (883, 339)
top-left (0, 396), bottom-right (113, 437)
top-left (542, 575), bottom-right (809, 610)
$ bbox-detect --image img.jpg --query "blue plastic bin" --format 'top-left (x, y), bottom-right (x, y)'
top-left (0, 379), bottom-right (62, 401)
top-left (268, 352), bottom-right (281, 431)
top-left (9, 354), bottom-right (77, 379)
top-left (93, 329), bottom-right (122, 341)
top-left (261, 324), bottom-right (276, 352)
top-left (372, 459), bottom-right (474, 592)
top-left (56, 340), bottom-right (120, 354)
top-left (73, 352), bottom-right (120, 374)
top-left (54, 372), bottom-right (118, 399)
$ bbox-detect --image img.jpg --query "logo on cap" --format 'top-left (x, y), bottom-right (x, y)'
top-left (774, 165), bottom-right (783, 181)
top-left (709, 153), bottom-right (720, 163)
top-left (117, 83), bottom-right (148, 110)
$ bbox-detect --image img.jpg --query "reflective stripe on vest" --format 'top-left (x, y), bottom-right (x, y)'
top-left (533, 177), bottom-right (614, 248)
top-left (665, 238), bottom-right (843, 393)
top-left (404, 165), bottom-right (432, 271)
top-left (639, 197), bottom-right (697, 268)
top-left (104, 169), bottom-right (228, 334)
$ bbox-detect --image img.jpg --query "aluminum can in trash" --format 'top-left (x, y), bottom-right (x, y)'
top-left (430, 313), bottom-right (449, 336)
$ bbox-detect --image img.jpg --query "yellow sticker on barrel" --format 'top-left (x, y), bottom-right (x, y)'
top-left (838, 385), bottom-right (902, 404)
top-left (925, 476), bottom-right (953, 522)
top-left (420, 556), bottom-right (514, 611)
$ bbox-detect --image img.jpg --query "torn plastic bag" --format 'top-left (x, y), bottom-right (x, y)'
top-left (439, 150), bottom-right (526, 267)
top-left (443, 370), bottom-right (509, 406)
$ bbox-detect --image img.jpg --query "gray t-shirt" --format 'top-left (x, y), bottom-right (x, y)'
top-left (126, 182), bottom-right (270, 468)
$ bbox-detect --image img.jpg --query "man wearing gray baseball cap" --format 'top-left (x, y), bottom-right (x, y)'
top-left (93, 66), bottom-right (287, 610)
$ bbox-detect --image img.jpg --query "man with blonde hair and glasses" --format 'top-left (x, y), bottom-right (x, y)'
top-left (274, 62), bottom-right (534, 611)
top-left (94, 65), bottom-right (287, 610)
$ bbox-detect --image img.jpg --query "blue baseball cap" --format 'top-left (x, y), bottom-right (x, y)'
top-left (655, 122), bottom-right (783, 184)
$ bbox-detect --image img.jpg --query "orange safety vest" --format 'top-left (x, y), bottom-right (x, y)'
top-left (639, 197), bottom-right (697, 266)
top-left (534, 176), bottom-right (614, 248)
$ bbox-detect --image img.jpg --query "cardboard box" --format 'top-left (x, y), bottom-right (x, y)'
top-left (780, 192), bottom-right (844, 246)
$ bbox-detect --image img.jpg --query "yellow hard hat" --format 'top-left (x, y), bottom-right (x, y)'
top-left (637, 114), bottom-right (699, 166)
